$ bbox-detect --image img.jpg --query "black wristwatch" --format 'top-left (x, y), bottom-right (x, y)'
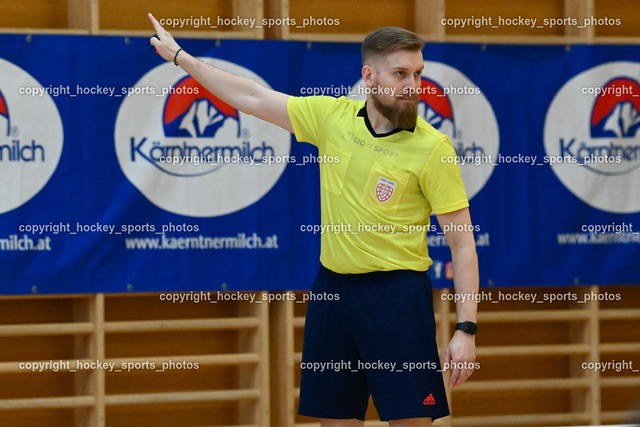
top-left (455, 321), bottom-right (478, 335)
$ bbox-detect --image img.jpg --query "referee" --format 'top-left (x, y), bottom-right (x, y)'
top-left (150, 14), bottom-right (478, 427)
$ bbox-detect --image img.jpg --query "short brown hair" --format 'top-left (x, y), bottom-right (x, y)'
top-left (361, 27), bottom-right (423, 65)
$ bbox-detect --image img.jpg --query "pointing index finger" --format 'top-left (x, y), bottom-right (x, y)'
top-left (147, 13), bottom-right (163, 33)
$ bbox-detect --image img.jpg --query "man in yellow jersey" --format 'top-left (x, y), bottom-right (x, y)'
top-left (150, 14), bottom-right (478, 427)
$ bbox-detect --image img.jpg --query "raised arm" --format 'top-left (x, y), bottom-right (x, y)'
top-left (148, 13), bottom-right (293, 133)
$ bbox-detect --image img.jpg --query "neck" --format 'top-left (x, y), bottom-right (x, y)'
top-left (365, 99), bottom-right (396, 134)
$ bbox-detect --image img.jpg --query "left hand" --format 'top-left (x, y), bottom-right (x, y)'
top-left (444, 330), bottom-right (476, 387)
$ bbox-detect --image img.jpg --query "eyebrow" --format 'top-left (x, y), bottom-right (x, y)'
top-left (391, 66), bottom-right (424, 72)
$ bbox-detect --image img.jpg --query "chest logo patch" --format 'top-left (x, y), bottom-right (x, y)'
top-left (375, 177), bottom-right (397, 203)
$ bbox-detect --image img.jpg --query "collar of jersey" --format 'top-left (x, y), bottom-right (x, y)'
top-left (357, 102), bottom-right (416, 138)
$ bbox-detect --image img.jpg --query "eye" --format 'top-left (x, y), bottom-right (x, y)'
top-left (396, 71), bottom-right (404, 77)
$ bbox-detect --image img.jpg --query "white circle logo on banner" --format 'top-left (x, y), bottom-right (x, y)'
top-left (349, 61), bottom-right (500, 201)
top-left (544, 61), bottom-right (640, 213)
top-left (0, 59), bottom-right (64, 215)
top-left (115, 59), bottom-right (291, 217)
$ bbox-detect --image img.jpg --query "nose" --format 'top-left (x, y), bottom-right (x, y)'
top-left (403, 75), bottom-right (419, 97)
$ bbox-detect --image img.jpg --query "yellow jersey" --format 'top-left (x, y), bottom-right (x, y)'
top-left (288, 96), bottom-right (468, 273)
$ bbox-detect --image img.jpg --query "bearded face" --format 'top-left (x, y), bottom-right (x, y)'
top-left (364, 49), bottom-right (423, 131)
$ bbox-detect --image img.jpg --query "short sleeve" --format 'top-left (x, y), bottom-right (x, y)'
top-left (287, 96), bottom-right (338, 148)
top-left (420, 136), bottom-right (469, 214)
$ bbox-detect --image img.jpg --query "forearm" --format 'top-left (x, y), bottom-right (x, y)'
top-left (451, 243), bottom-right (479, 323)
top-left (176, 51), bottom-right (263, 116)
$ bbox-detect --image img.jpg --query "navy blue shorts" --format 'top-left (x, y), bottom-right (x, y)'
top-left (298, 266), bottom-right (450, 422)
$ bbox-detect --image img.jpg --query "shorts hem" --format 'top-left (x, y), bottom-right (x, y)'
top-left (380, 410), bottom-right (450, 422)
top-left (298, 407), bottom-right (366, 421)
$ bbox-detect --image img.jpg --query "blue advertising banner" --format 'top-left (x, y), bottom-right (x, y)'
top-left (0, 34), bottom-right (638, 294)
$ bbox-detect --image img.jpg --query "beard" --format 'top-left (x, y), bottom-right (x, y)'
top-left (371, 91), bottom-right (418, 130)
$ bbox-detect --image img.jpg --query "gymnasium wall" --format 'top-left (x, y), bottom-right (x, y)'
top-left (0, 0), bottom-right (639, 426)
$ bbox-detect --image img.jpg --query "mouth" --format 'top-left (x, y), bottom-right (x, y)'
top-left (396, 95), bottom-right (418, 102)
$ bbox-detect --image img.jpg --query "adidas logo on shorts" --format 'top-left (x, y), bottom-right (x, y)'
top-left (423, 393), bottom-right (436, 406)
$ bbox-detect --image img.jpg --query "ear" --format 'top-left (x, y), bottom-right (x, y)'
top-left (362, 64), bottom-right (375, 87)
